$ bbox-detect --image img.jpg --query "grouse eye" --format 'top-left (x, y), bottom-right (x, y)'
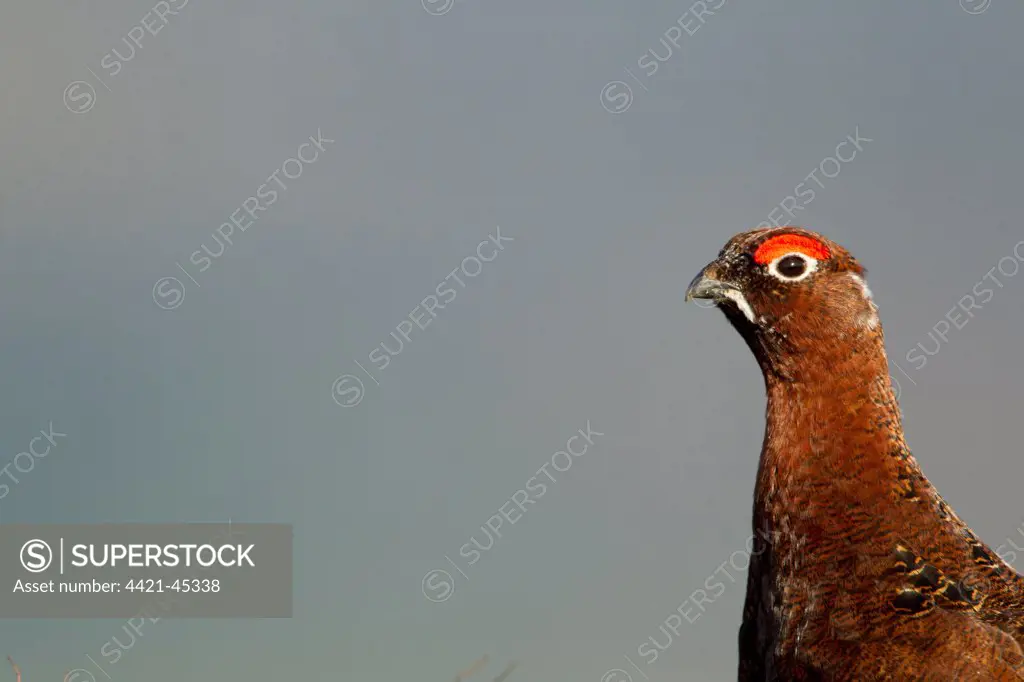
top-left (777, 255), bottom-right (807, 278)
top-left (767, 251), bottom-right (818, 282)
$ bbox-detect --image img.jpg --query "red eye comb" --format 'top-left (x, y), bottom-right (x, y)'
top-left (753, 233), bottom-right (831, 265)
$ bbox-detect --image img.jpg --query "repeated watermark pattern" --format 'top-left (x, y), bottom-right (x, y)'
top-left (152, 128), bottom-right (334, 310)
top-left (692, 126), bottom-right (873, 312)
top-left (755, 127), bottom-right (873, 231)
top-left (880, 238), bottom-right (1024, 397)
top-left (332, 227), bottom-right (514, 408)
top-left (600, 0), bottom-right (729, 115)
top-left (421, 0), bottom-right (456, 15)
top-left (0, 423), bottom-right (68, 513)
top-left (599, 528), bottom-right (772, 681)
top-left (63, 0), bottom-right (192, 114)
top-left (903, 240), bottom-right (1024, 372)
top-left (960, 0), bottom-right (992, 14)
top-left (23, 1), bottom-right (1019, 680)
top-left (421, 421), bottom-right (604, 603)
top-left (64, 521), bottom-right (245, 681)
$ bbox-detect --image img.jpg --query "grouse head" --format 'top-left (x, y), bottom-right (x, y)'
top-left (686, 227), bottom-right (882, 382)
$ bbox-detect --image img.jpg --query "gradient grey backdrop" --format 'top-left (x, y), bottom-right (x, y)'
top-left (1, 1), bottom-right (1023, 680)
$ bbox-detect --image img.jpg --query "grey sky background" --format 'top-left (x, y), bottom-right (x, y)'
top-left (1, 0), bottom-right (1023, 680)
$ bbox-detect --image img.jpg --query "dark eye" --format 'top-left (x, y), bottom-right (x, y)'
top-left (776, 255), bottom-right (807, 278)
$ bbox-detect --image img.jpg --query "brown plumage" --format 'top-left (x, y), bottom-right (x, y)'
top-left (686, 227), bottom-right (1024, 681)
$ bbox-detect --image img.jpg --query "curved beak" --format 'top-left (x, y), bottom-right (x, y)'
top-left (685, 264), bottom-right (740, 302)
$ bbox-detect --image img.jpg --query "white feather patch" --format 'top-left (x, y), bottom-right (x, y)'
top-left (721, 288), bottom-right (756, 324)
top-left (849, 273), bottom-right (879, 329)
top-left (849, 272), bottom-right (873, 300)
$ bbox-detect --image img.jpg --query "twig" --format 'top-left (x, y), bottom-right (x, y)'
top-left (492, 661), bottom-right (518, 682)
top-left (455, 653), bottom-right (489, 682)
top-left (6, 656), bottom-right (20, 682)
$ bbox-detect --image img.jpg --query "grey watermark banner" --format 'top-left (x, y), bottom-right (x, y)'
top-left (0, 523), bottom-right (291, 618)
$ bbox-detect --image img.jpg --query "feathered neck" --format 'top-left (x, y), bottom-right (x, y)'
top-left (754, 321), bottom-right (924, 544)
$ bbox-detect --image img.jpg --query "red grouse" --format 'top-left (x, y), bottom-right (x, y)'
top-left (686, 227), bottom-right (1024, 681)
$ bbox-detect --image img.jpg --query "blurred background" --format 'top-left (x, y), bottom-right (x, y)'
top-left (1, 0), bottom-right (1023, 679)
